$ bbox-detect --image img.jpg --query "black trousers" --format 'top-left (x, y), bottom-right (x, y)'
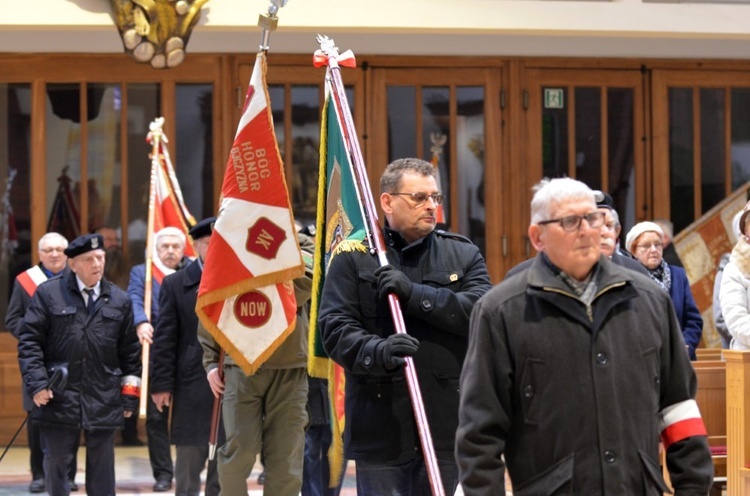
top-left (146, 394), bottom-right (173, 481)
top-left (40, 425), bottom-right (115, 496)
top-left (28, 416), bottom-right (79, 481)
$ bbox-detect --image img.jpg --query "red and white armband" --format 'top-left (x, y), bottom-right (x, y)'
top-left (659, 399), bottom-right (708, 449)
top-left (121, 375), bottom-right (141, 398)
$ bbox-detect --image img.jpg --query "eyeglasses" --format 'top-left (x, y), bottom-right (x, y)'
top-left (538, 211), bottom-right (605, 232)
top-left (635, 242), bottom-right (663, 251)
top-left (390, 192), bottom-right (444, 206)
top-left (40, 247), bottom-right (65, 254)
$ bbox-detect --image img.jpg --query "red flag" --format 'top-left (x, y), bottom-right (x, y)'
top-left (47, 167), bottom-right (81, 242)
top-left (146, 122), bottom-right (197, 284)
top-left (196, 51), bottom-right (304, 375)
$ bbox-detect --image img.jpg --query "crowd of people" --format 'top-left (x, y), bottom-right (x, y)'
top-left (5, 158), bottom-right (727, 495)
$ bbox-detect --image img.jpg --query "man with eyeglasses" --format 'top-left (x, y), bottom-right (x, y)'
top-left (506, 190), bottom-right (649, 279)
top-left (127, 226), bottom-right (190, 492)
top-left (318, 158), bottom-right (492, 495)
top-left (593, 191), bottom-right (649, 275)
top-left (5, 232), bottom-right (80, 493)
top-left (456, 177), bottom-right (712, 495)
top-left (17, 233), bottom-right (141, 496)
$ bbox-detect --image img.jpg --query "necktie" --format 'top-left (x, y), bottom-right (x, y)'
top-left (84, 288), bottom-right (95, 312)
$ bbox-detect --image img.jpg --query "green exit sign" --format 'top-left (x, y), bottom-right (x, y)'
top-left (544, 88), bottom-right (564, 109)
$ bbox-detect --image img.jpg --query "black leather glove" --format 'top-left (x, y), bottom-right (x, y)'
top-left (382, 333), bottom-right (420, 370)
top-left (374, 264), bottom-right (413, 300)
top-left (122, 394), bottom-right (139, 414)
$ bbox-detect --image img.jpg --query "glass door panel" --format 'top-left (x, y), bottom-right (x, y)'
top-left (0, 83), bottom-right (32, 317)
top-left (653, 71), bottom-right (750, 232)
top-left (527, 69), bottom-right (643, 237)
top-left (372, 68), bottom-right (500, 266)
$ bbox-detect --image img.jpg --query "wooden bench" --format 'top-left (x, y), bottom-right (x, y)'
top-left (663, 360), bottom-right (726, 495)
top-left (725, 350), bottom-right (750, 496)
top-left (696, 348), bottom-right (724, 361)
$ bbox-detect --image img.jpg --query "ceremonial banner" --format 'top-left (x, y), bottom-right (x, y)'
top-left (307, 68), bottom-right (368, 486)
top-left (196, 51), bottom-right (304, 375)
top-left (674, 183), bottom-right (750, 348)
top-left (47, 167), bottom-right (81, 242)
top-left (146, 122), bottom-right (197, 284)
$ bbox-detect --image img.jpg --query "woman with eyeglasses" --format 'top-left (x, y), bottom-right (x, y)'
top-left (626, 221), bottom-right (703, 360)
top-left (719, 202), bottom-right (750, 351)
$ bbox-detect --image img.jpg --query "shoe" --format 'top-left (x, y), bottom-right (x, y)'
top-left (257, 470), bottom-right (265, 485)
top-left (121, 437), bottom-right (144, 446)
top-left (153, 479), bottom-right (172, 492)
top-left (29, 479), bottom-right (45, 493)
top-left (70, 480), bottom-right (78, 491)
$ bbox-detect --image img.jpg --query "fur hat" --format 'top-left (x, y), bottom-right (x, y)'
top-left (625, 221), bottom-right (664, 254)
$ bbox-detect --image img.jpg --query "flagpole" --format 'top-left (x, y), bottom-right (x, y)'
top-left (207, 349), bottom-right (225, 461)
top-left (206, 0), bottom-right (290, 460)
top-left (315, 35), bottom-right (446, 496)
top-left (140, 118), bottom-right (164, 418)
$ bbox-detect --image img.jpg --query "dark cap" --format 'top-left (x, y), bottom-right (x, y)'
top-left (64, 234), bottom-right (104, 258)
top-left (188, 217), bottom-right (216, 240)
top-left (593, 190), bottom-right (614, 210)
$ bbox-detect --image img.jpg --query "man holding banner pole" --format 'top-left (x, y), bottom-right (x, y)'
top-left (128, 227), bottom-right (190, 492)
top-left (318, 158), bottom-right (492, 495)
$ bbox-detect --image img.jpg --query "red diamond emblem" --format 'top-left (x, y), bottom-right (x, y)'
top-left (246, 217), bottom-right (287, 260)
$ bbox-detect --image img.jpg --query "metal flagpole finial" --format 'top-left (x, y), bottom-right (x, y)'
top-left (258, 0), bottom-right (289, 52)
top-left (147, 117), bottom-right (168, 144)
top-left (316, 34), bottom-right (340, 58)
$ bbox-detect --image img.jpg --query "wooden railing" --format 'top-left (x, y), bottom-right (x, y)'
top-left (725, 350), bottom-right (750, 496)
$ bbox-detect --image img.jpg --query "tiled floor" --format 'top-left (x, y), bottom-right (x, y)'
top-left (0, 445), bottom-right (480, 495)
top-left (0, 446), bottom-right (361, 495)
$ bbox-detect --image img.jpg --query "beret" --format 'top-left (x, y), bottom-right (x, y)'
top-left (593, 190), bottom-right (614, 210)
top-left (188, 216), bottom-right (216, 240)
top-left (64, 234), bottom-right (104, 258)
top-left (625, 221), bottom-right (664, 254)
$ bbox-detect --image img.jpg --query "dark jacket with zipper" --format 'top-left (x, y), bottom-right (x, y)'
top-left (318, 227), bottom-right (492, 462)
top-left (457, 253), bottom-right (713, 496)
top-left (17, 271), bottom-right (141, 430)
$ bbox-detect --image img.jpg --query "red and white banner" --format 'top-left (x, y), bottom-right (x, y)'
top-left (146, 122), bottom-right (197, 284)
top-left (196, 51), bottom-right (304, 375)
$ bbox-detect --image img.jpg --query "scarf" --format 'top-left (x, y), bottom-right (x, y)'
top-left (647, 259), bottom-right (671, 293)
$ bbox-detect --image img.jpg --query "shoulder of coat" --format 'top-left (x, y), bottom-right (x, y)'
top-left (434, 229), bottom-right (473, 245)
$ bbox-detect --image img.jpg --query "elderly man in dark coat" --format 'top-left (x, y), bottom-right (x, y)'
top-left (17, 233), bottom-right (141, 496)
top-left (456, 177), bottom-right (713, 495)
top-left (150, 217), bottom-right (221, 496)
top-left (6, 232), bottom-right (79, 492)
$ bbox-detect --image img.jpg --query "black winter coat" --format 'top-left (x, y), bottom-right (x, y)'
top-left (17, 272), bottom-right (141, 430)
top-left (318, 227), bottom-right (492, 462)
top-left (6, 265), bottom-right (68, 412)
top-left (151, 259), bottom-right (220, 446)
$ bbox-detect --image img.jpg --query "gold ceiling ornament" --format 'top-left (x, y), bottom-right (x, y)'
top-left (110, 0), bottom-right (210, 69)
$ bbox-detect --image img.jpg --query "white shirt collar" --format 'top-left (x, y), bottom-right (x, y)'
top-left (75, 277), bottom-right (101, 298)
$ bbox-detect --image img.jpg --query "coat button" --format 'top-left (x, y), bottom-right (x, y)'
top-left (604, 450), bottom-right (616, 463)
top-left (523, 385), bottom-right (534, 398)
top-left (654, 375), bottom-right (660, 385)
top-left (422, 300), bottom-right (432, 310)
top-left (596, 352), bottom-right (608, 365)
top-left (364, 356), bottom-right (372, 366)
